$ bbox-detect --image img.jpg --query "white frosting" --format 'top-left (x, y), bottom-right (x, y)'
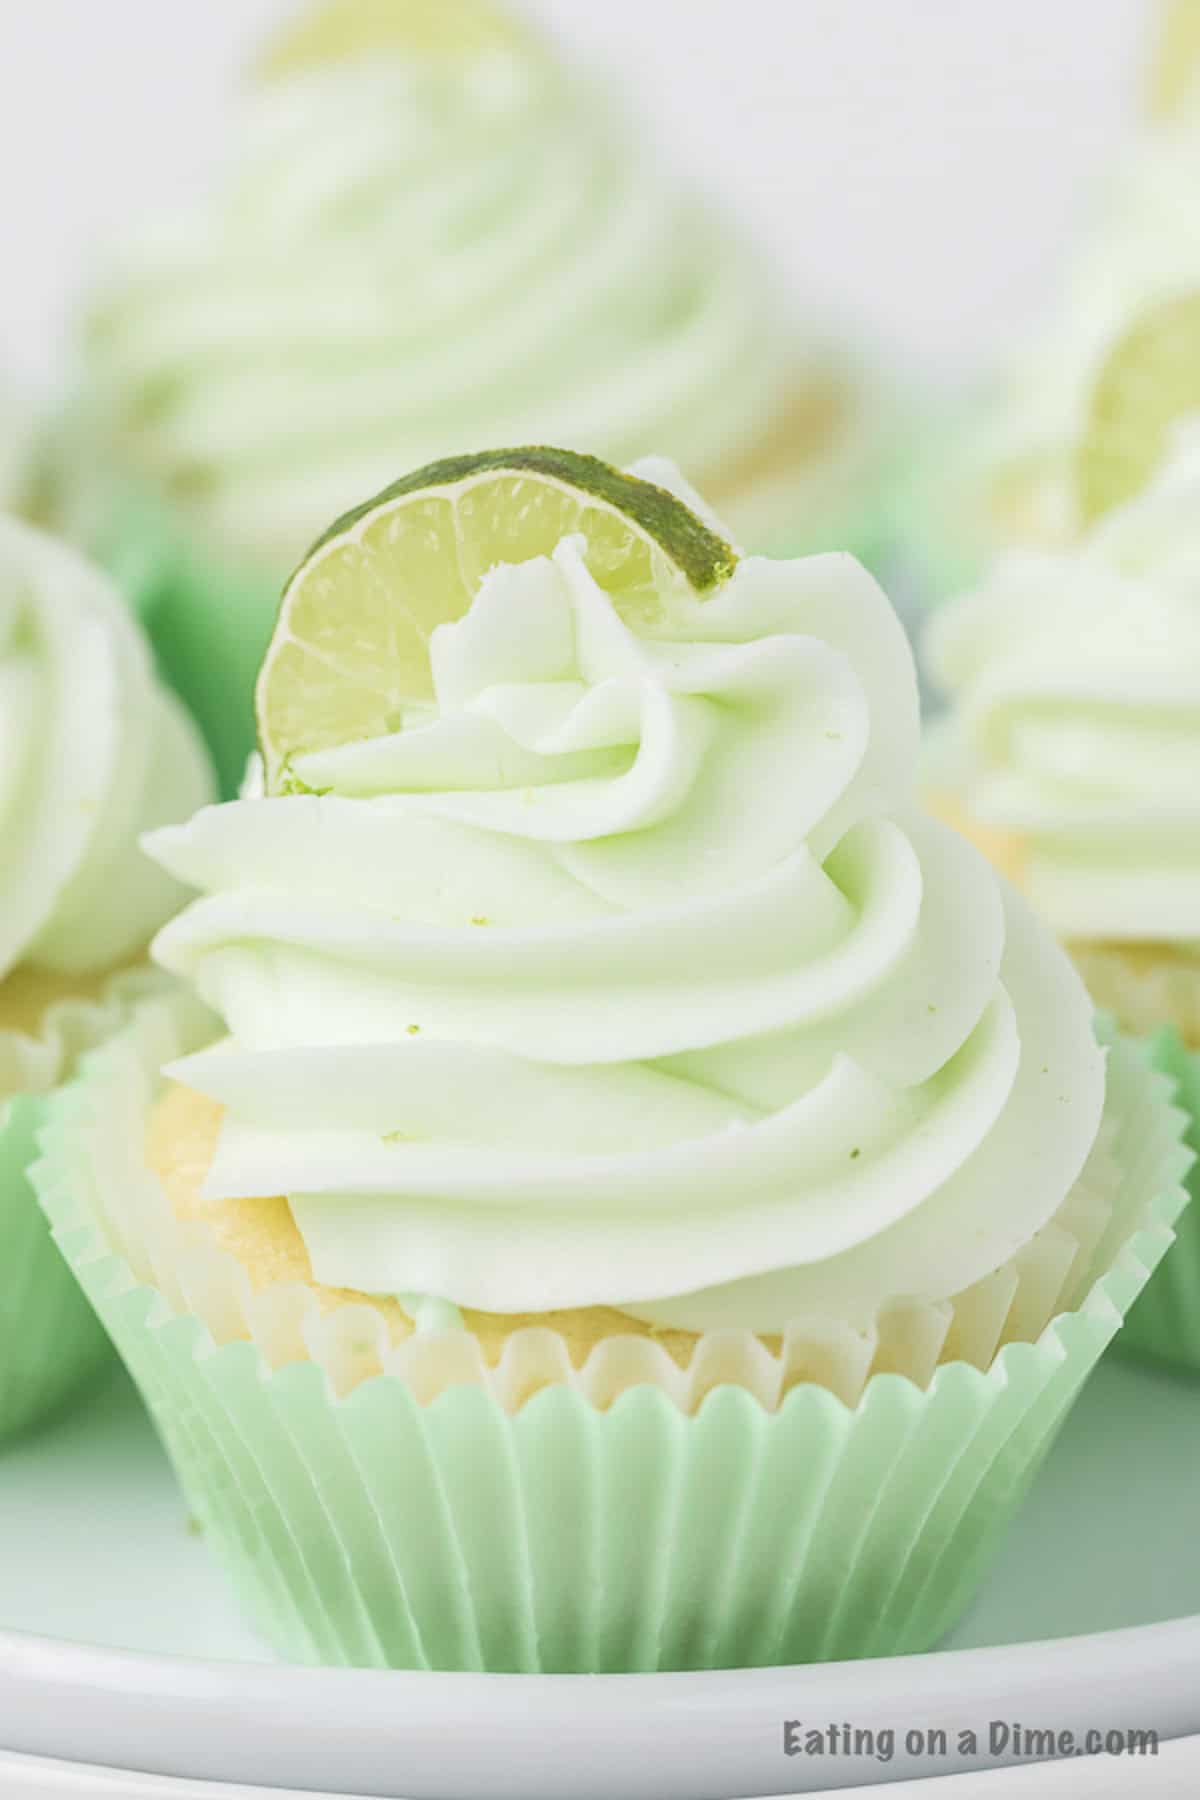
top-left (149, 477), bottom-right (1103, 1330)
top-left (0, 515), bottom-right (214, 982)
top-left (83, 46), bottom-right (805, 564)
top-left (928, 425), bottom-right (1200, 944)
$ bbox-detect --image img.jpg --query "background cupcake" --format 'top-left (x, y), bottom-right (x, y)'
top-left (893, 2), bottom-right (1200, 605)
top-left (55, 0), bottom-right (891, 793)
top-left (0, 515), bottom-right (214, 1440)
top-left (35, 448), bottom-right (1189, 1669)
top-left (925, 417), bottom-right (1200, 1366)
top-left (0, 373), bottom-right (35, 519)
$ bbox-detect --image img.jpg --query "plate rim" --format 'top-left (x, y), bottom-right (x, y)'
top-left (2, 1613), bottom-right (1199, 1799)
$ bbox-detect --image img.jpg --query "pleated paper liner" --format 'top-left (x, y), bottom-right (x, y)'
top-left (0, 968), bottom-right (165, 1441)
top-left (1073, 943), bottom-right (1200, 1049)
top-left (1067, 945), bottom-right (1200, 1369)
top-left (879, 410), bottom-right (995, 614)
top-left (33, 989), bottom-right (1191, 1671)
top-left (92, 487), bottom-right (276, 799)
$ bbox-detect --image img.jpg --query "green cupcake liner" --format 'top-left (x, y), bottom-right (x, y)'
top-left (879, 416), bottom-right (992, 616)
top-left (0, 1089), bottom-right (112, 1441)
top-left (33, 992), bottom-right (1190, 1672)
top-left (1043, 947), bottom-right (1200, 1372)
top-left (96, 490), bottom-right (279, 799)
top-left (1115, 1028), bottom-right (1200, 1370)
top-left (0, 970), bottom-right (167, 1443)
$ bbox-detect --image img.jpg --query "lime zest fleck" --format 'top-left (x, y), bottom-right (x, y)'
top-left (279, 762), bottom-right (332, 798)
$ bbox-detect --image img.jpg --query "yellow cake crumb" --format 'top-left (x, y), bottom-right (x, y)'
top-left (146, 1082), bottom-right (708, 1367)
top-left (926, 791), bottom-right (1029, 890)
top-left (929, 791), bottom-right (1200, 1048)
top-left (706, 370), bottom-right (850, 504)
top-left (0, 961), bottom-right (135, 1042)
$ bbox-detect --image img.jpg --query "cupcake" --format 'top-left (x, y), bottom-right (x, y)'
top-left (1147, 0), bottom-right (1200, 121)
top-left (56, 0), bottom-right (891, 795)
top-left (925, 422), bottom-right (1200, 1365)
top-left (894, 8), bottom-right (1200, 605)
top-left (33, 447), bottom-right (1189, 1668)
top-left (0, 515), bottom-right (214, 1440)
top-left (0, 373), bottom-right (36, 519)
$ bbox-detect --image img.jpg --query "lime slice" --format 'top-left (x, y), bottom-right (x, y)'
top-left (1146, 0), bottom-right (1200, 118)
top-left (1076, 293), bottom-right (1200, 523)
top-left (258, 0), bottom-right (535, 78)
top-left (256, 447), bottom-right (739, 790)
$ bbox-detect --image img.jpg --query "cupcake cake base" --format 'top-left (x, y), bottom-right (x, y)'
top-left (33, 988), bottom-right (1190, 1672)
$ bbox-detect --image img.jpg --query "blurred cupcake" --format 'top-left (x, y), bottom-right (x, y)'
top-left (56, 0), bottom-right (890, 793)
top-left (926, 421), bottom-right (1200, 1365)
top-left (0, 373), bottom-right (36, 519)
top-left (0, 516), bottom-right (214, 1440)
top-left (35, 448), bottom-right (1188, 1668)
top-left (895, 3), bottom-right (1200, 605)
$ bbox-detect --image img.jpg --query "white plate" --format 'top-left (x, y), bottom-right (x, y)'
top-left (0, 1353), bottom-right (1197, 1799)
top-left (5, 1737), bottom-right (1200, 1800)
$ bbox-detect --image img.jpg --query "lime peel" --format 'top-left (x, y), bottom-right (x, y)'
top-left (256, 446), bottom-right (739, 791)
top-left (1146, 0), bottom-right (1200, 119)
top-left (1077, 293), bottom-right (1200, 524)
top-left (303, 447), bottom-right (739, 592)
top-left (257, 0), bottom-right (537, 78)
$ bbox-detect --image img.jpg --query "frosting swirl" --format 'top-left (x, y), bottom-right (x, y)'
top-left (82, 40), bottom-right (815, 565)
top-left (0, 515), bottom-right (214, 984)
top-left (927, 426), bottom-right (1200, 945)
top-left (148, 475), bottom-right (1103, 1330)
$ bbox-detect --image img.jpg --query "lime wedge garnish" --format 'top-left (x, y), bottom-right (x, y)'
top-left (258, 0), bottom-right (535, 77)
top-left (256, 447), bottom-right (739, 790)
top-left (1146, 0), bottom-right (1200, 118)
top-left (1076, 293), bottom-right (1200, 523)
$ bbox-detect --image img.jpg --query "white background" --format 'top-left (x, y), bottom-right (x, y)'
top-left (0, 0), bottom-right (1156, 393)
